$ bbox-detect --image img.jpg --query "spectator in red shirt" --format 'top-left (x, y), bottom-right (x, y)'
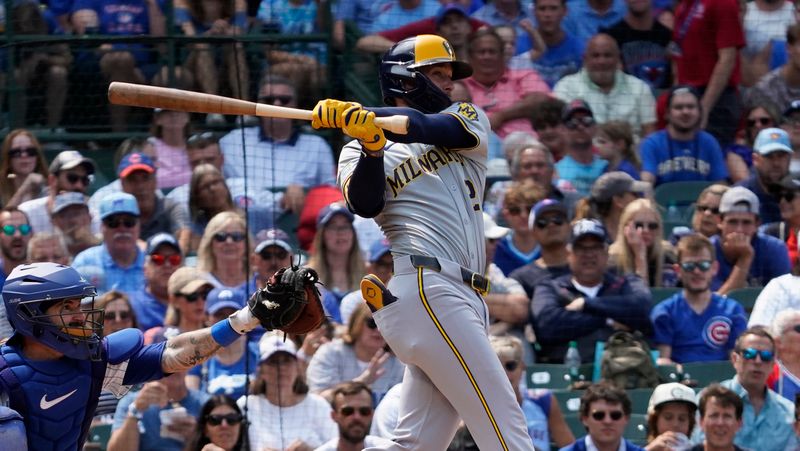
top-left (670, 0), bottom-right (746, 147)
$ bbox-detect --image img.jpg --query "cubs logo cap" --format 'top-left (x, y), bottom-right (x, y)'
top-left (647, 382), bottom-right (697, 415)
top-left (561, 99), bottom-right (593, 121)
top-left (117, 152), bottom-right (156, 178)
top-left (254, 228), bottom-right (293, 254)
top-left (754, 128), bottom-right (792, 155)
top-left (99, 192), bottom-right (140, 220)
top-left (718, 186), bottom-right (759, 215)
top-left (206, 287), bottom-right (246, 315)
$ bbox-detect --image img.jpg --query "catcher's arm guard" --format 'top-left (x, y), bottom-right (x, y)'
top-left (247, 266), bottom-right (325, 334)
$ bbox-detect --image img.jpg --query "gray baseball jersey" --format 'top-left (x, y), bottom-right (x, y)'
top-left (338, 102), bottom-right (535, 451)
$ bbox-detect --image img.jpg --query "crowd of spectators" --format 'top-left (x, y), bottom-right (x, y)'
top-left (3, 0), bottom-right (800, 448)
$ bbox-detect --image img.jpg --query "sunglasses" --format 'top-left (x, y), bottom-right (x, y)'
top-left (260, 249), bottom-right (289, 260)
top-left (591, 410), bottom-right (625, 421)
top-left (213, 231), bottom-right (246, 243)
top-left (339, 406), bottom-right (373, 417)
top-left (503, 360), bottom-right (520, 372)
top-left (365, 317), bottom-right (378, 329)
top-left (695, 205), bottom-right (720, 215)
top-left (259, 95), bottom-right (293, 105)
top-left (680, 260), bottom-right (712, 272)
top-left (2, 224), bottom-right (31, 236)
top-left (65, 173), bottom-right (92, 186)
top-left (565, 116), bottom-right (596, 130)
top-left (106, 311), bottom-right (131, 321)
top-left (506, 205), bottom-right (532, 216)
top-left (747, 117), bottom-right (772, 127)
top-left (206, 413), bottom-right (243, 426)
top-left (535, 216), bottom-right (566, 229)
top-left (104, 216), bottom-right (137, 229)
top-left (150, 253), bottom-right (182, 266)
top-left (183, 288), bottom-right (212, 303)
top-left (738, 347), bottom-right (774, 362)
top-left (8, 146), bottom-right (37, 158)
top-left (634, 221), bottom-right (659, 231)
top-left (780, 191), bottom-right (796, 203)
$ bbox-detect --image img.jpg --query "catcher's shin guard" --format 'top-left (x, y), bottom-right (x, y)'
top-left (360, 274), bottom-right (397, 313)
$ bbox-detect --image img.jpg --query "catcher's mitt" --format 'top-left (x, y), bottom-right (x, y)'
top-left (248, 266), bottom-right (324, 334)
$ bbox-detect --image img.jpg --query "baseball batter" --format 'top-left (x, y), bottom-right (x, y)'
top-left (312, 35), bottom-right (534, 450)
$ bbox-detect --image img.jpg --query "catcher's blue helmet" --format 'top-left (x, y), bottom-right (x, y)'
top-left (2, 262), bottom-right (103, 360)
top-left (379, 35), bottom-right (472, 114)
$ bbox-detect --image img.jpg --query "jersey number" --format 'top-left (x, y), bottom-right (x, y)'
top-left (465, 179), bottom-right (480, 211)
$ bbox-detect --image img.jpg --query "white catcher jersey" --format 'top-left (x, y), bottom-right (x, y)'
top-left (337, 102), bottom-right (489, 274)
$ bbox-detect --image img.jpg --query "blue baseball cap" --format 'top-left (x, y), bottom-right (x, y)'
top-left (117, 153), bottom-right (156, 178)
top-left (570, 219), bottom-right (607, 244)
top-left (254, 228), bottom-right (293, 254)
top-left (528, 199), bottom-right (568, 230)
top-left (368, 237), bottom-right (391, 262)
top-left (52, 192), bottom-right (88, 215)
top-left (205, 287), bottom-right (246, 315)
top-left (435, 3), bottom-right (469, 25)
top-left (754, 128), bottom-right (792, 155)
top-left (317, 202), bottom-right (354, 227)
top-left (99, 192), bottom-right (140, 220)
top-left (146, 232), bottom-right (181, 255)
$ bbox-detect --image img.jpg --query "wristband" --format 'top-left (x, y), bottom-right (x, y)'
top-left (127, 403), bottom-right (144, 420)
top-left (211, 319), bottom-right (243, 347)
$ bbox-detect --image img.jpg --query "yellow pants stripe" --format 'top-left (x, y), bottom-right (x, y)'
top-left (416, 268), bottom-right (509, 451)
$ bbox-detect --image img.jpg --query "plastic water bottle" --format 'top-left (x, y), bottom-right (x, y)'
top-left (666, 202), bottom-right (681, 222)
top-left (565, 341), bottom-right (581, 380)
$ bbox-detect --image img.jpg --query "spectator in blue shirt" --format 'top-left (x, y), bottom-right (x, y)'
top-left (710, 187), bottom-right (791, 294)
top-left (736, 128), bottom-right (794, 225)
top-left (651, 233), bottom-right (748, 364)
top-left (129, 233), bottom-right (184, 331)
top-left (72, 192), bottom-right (145, 296)
top-left (554, 100), bottom-right (608, 197)
top-left (561, 0), bottom-right (626, 47)
top-left (693, 327), bottom-right (796, 451)
top-left (640, 87), bottom-right (728, 186)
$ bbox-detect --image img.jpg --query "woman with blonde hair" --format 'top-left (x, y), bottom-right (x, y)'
top-left (196, 211), bottom-right (252, 290)
top-left (609, 198), bottom-right (677, 287)
top-left (306, 303), bottom-right (404, 403)
top-left (306, 203), bottom-right (365, 322)
top-left (0, 129), bottom-right (49, 207)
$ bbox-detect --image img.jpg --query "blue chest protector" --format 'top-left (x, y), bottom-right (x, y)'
top-left (0, 329), bottom-right (143, 451)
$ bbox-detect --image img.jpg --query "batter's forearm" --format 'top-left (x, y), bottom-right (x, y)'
top-left (161, 328), bottom-right (222, 373)
top-left (372, 107), bottom-right (478, 149)
top-left (345, 154), bottom-right (386, 218)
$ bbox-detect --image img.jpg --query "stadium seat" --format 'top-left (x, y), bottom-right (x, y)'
top-left (564, 414), bottom-right (586, 437)
top-left (624, 414), bottom-right (649, 445)
top-left (654, 181), bottom-right (713, 222)
top-left (553, 389), bottom-right (583, 414)
top-left (724, 287), bottom-right (762, 315)
top-left (87, 423), bottom-right (112, 451)
top-left (650, 287), bottom-right (680, 305)
top-left (680, 360), bottom-right (735, 386)
top-left (656, 364), bottom-right (683, 383)
top-left (627, 388), bottom-right (655, 415)
top-left (526, 363), bottom-right (594, 390)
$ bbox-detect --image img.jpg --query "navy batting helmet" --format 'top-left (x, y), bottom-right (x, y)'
top-left (3, 262), bottom-right (103, 361)
top-left (379, 34), bottom-right (472, 114)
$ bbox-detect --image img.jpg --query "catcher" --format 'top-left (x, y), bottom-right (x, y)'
top-left (0, 262), bottom-right (322, 449)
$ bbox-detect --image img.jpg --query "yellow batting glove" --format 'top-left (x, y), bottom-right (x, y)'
top-left (342, 106), bottom-right (386, 152)
top-left (311, 99), bottom-right (360, 129)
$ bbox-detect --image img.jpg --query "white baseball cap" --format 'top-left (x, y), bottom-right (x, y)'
top-left (483, 213), bottom-right (510, 240)
top-left (259, 332), bottom-right (298, 363)
top-left (647, 382), bottom-right (697, 415)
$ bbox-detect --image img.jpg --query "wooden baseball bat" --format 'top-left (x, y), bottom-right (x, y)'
top-left (107, 82), bottom-right (409, 135)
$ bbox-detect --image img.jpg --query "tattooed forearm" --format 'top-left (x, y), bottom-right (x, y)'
top-left (161, 329), bottom-right (223, 373)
